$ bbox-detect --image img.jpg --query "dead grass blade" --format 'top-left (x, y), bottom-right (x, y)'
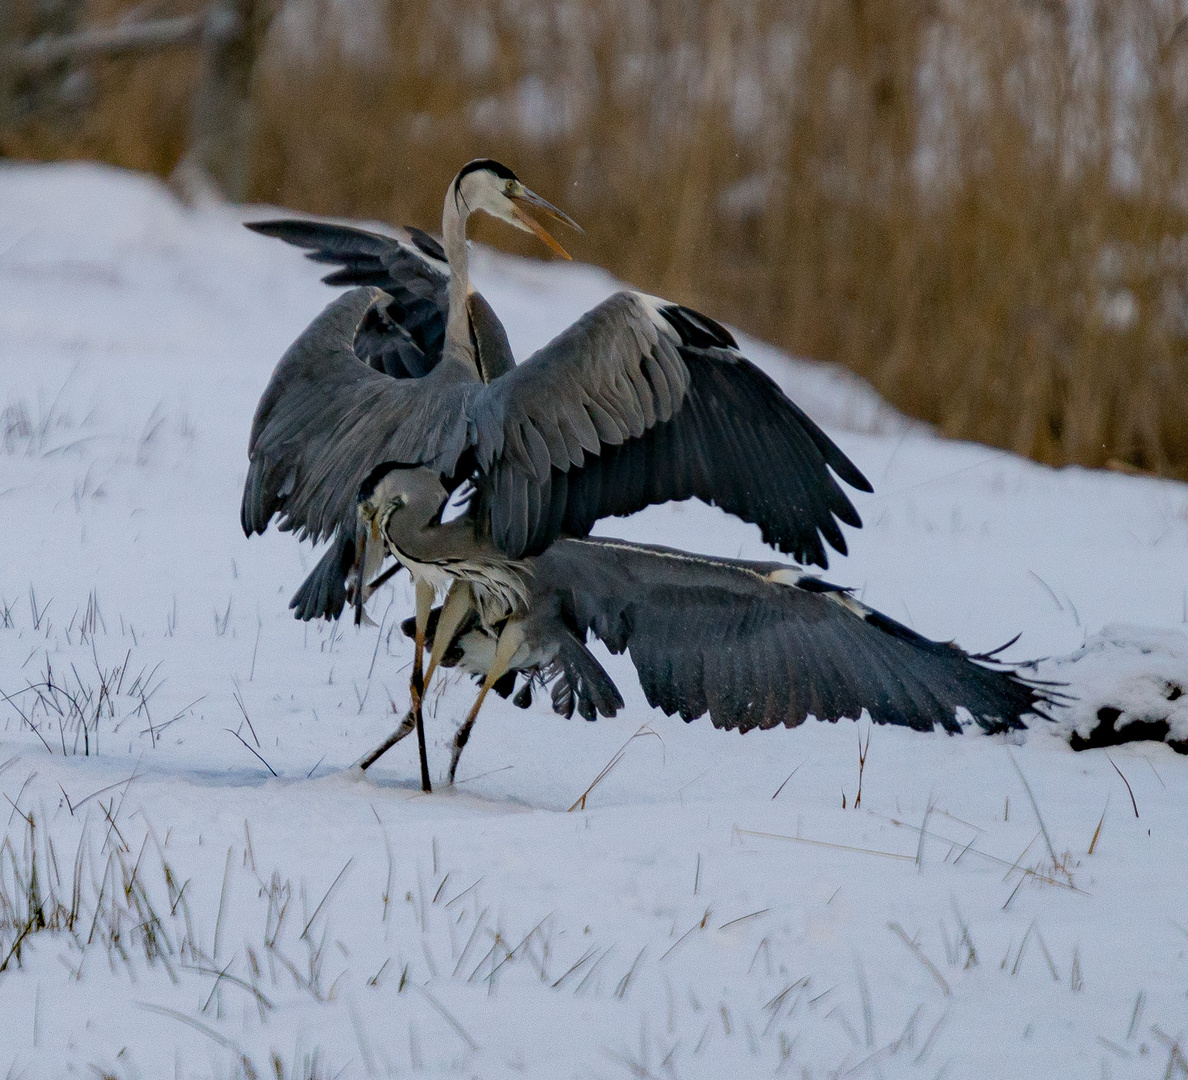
top-left (1088, 799), bottom-right (1109, 855)
top-left (1007, 750), bottom-right (1058, 869)
top-left (888, 923), bottom-right (951, 997)
top-left (1108, 756), bottom-right (1140, 818)
top-left (224, 727), bottom-right (277, 778)
top-left (418, 988), bottom-right (479, 1052)
top-left (567, 725), bottom-right (661, 812)
top-left (738, 828), bottom-right (914, 862)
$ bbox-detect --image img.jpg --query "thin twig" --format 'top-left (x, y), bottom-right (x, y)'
top-left (888, 923), bottom-right (951, 997)
top-left (224, 728), bottom-right (277, 777)
top-left (1107, 756), bottom-right (1139, 817)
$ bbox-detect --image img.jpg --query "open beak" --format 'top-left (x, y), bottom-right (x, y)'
top-left (509, 187), bottom-right (582, 260)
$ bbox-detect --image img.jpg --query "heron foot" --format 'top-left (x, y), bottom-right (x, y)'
top-left (356, 709), bottom-right (416, 771)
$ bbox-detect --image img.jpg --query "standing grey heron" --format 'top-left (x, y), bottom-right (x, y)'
top-left (242, 159), bottom-right (873, 783)
top-left (245, 161), bottom-right (579, 786)
top-left (350, 465), bottom-right (1055, 782)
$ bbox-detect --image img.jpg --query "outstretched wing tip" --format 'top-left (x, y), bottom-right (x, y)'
top-left (846, 467), bottom-right (875, 495)
top-left (552, 538), bottom-right (1052, 738)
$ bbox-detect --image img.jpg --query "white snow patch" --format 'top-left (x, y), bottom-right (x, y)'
top-left (1046, 624), bottom-right (1188, 744)
top-left (2, 161), bottom-right (1188, 1078)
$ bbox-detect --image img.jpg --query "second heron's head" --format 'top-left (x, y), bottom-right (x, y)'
top-left (352, 464), bottom-right (450, 624)
top-left (450, 159), bottom-right (581, 259)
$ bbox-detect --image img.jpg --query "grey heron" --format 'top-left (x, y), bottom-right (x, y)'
top-left (243, 213), bottom-right (515, 623)
top-left (242, 159), bottom-right (874, 783)
top-left (245, 161), bottom-right (578, 786)
top-left (350, 465), bottom-right (1054, 781)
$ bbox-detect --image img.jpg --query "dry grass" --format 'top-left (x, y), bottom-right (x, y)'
top-left (7, 0), bottom-right (1188, 476)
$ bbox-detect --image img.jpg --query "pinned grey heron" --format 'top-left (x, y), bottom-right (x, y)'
top-left (242, 159), bottom-right (873, 786)
top-left (350, 465), bottom-right (1056, 782)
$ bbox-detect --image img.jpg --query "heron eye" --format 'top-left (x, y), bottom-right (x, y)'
top-left (393, 495), bottom-right (406, 510)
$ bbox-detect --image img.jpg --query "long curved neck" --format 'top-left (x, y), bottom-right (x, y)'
top-left (391, 515), bottom-right (494, 566)
top-left (443, 179), bottom-right (479, 373)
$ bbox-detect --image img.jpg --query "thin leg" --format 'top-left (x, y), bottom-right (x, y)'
top-left (411, 581), bottom-right (434, 792)
top-left (448, 624), bottom-right (523, 784)
top-left (423, 581), bottom-right (473, 688)
top-left (355, 708), bottom-right (415, 770)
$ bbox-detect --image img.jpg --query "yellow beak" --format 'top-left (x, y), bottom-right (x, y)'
top-left (509, 187), bottom-right (582, 260)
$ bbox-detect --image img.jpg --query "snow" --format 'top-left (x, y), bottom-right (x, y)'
top-left (2, 161), bottom-right (1188, 1078)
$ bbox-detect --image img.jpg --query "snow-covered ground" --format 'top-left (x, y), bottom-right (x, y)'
top-left (2, 161), bottom-right (1187, 1078)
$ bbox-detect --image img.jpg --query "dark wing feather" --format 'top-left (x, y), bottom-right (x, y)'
top-left (469, 293), bottom-right (871, 564)
top-left (536, 538), bottom-right (1050, 734)
top-left (555, 349), bottom-right (868, 567)
top-left (245, 219), bottom-right (449, 377)
top-left (352, 302), bottom-right (436, 379)
top-left (241, 287), bottom-right (477, 544)
top-left (289, 531), bottom-right (355, 620)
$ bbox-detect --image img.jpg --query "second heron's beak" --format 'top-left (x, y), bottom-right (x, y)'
top-left (351, 517), bottom-right (370, 627)
top-left (352, 503), bottom-right (387, 628)
top-left (508, 185), bottom-right (582, 260)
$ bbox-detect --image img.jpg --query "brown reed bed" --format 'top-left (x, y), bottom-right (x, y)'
top-left (6, 0), bottom-right (1188, 477)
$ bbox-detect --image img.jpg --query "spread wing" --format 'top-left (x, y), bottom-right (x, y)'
top-left (244, 272), bottom-right (871, 626)
top-left (245, 219), bottom-right (449, 378)
top-left (241, 287), bottom-right (477, 544)
top-left (536, 538), bottom-right (1054, 734)
top-left (469, 293), bottom-right (871, 565)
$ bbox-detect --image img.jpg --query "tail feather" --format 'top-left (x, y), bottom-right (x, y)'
top-left (553, 633), bottom-right (624, 721)
top-left (289, 534), bottom-right (355, 621)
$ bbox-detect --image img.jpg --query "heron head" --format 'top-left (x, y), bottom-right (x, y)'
top-left (452, 159), bottom-right (582, 260)
top-left (352, 464), bottom-right (449, 625)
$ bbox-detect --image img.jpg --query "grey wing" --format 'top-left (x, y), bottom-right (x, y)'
top-left (246, 222), bottom-right (517, 618)
top-left (470, 292), bottom-right (871, 565)
top-left (288, 530), bottom-right (355, 621)
top-left (241, 287), bottom-right (475, 544)
top-left (245, 219), bottom-right (449, 378)
top-left (536, 538), bottom-right (1054, 734)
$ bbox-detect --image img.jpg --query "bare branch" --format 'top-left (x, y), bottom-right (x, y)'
top-left (10, 14), bottom-right (206, 79)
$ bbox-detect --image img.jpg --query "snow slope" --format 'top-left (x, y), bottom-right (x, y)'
top-left (1, 161), bottom-right (1188, 1078)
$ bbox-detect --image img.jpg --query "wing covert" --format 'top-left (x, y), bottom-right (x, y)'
top-left (538, 538), bottom-right (1050, 734)
top-left (468, 292), bottom-right (871, 563)
top-left (241, 287), bottom-right (476, 544)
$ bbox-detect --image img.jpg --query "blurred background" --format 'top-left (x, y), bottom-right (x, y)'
top-left (4, 0), bottom-right (1188, 479)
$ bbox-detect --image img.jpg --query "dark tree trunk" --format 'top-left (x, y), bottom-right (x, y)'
top-left (1, 0), bottom-right (87, 141)
top-left (173, 0), bottom-right (267, 202)
top-left (0, 5), bottom-right (16, 138)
